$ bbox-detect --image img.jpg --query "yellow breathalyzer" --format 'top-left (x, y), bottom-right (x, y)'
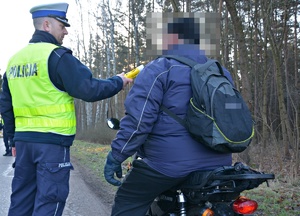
top-left (124, 65), bottom-right (144, 79)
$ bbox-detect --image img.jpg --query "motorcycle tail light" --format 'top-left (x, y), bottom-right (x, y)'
top-left (232, 196), bottom-right (258, 214)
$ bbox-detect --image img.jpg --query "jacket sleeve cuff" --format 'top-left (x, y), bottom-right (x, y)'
top-left (8, 137), bottom-right (15, 147)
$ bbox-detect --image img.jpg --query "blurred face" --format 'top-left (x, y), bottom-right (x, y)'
top-left (162, 33), bottom-right (184, 50)
top-left (43, 18), bottom-right (68, 45)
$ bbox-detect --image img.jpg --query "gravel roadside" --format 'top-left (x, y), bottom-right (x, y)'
top-left (71, 157), bottom-right (116, 211)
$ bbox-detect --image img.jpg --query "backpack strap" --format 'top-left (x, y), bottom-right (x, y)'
top-left (160, 55), bottom-right (224, 128)
top-left (160, 55), bottom-right (200, 129)
top-left (162, 55), bottom-right (198, 68)
top-left (160, 105), bottom-right (187, 128)
top-left (163, 55), bottom-right (224, 76)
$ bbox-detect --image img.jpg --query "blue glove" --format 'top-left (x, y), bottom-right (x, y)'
top-left (104, 151), bottom-right (122, 186)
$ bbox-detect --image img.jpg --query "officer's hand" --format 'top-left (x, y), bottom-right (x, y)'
top-left (104, 151), bottom-right (122, 186)
top-left (12, 147), bottom-right (16, 157)
top-left (9, 138), bottom-right (16, 157)
top-left (117, 72), bottom-right (133, 89)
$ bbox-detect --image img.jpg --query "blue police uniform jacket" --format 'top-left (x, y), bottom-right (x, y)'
top-left (0, 30), bottom-right (123, 146)
top-left (111, 44), bottom-right (233, 178)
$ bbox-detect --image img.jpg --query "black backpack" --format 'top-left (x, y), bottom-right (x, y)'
top-left (161, 55), bottom-right (254, 153)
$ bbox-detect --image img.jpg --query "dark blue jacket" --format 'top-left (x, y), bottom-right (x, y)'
top-left (0, 30), bottom-right (123, 146)
top-left (111, 44), bottom-right (232, 178)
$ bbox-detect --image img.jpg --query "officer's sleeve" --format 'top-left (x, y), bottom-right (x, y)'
top-left (0, 73), bottom-right (16, 140)
top-left (49, 50), bottom-right (123, 102)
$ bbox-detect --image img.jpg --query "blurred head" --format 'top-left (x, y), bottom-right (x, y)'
top-left (146, 12), bottom-right (220, 57)
top-left (30, 3), bottom-right (70, 45)
top-left (167, 17), bottom-right (200, 45)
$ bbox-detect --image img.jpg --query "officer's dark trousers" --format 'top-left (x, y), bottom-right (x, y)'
top-left (8, 141), bottom-right (73, 216)
top-left (111, 159), bottom-right (188, 216)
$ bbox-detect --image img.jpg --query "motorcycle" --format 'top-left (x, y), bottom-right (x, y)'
top-left (146, 162), bottom-right (274, 216)
top-left (107, 118), bottom-right (275, 216)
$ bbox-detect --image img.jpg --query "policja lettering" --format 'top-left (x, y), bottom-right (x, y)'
top-left (58, 162), bottom-right (72, 168)
top-left (7, 63), bottom-right (38, 78)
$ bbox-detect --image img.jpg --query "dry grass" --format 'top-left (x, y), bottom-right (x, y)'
top-left (233, 143), bottom-right (300, 185)
top-left (232, 143), bottom-right (300, 216)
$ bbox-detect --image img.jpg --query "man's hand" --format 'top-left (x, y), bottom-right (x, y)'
top-left (104, 151), bottom-right (122, 186)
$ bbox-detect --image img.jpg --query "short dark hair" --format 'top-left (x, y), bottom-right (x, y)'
top-left (167, 18), bottom-right (200, 44)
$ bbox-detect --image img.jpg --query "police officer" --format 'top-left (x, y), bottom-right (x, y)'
top-left (0, 2), bottom-right (132, 216)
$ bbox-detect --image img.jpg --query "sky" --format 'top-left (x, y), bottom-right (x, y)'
top-left (0, 0), bottom-right (76, 75)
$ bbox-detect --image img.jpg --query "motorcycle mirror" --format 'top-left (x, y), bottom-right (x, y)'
top-left (106, 118), bottom-right (120, 130)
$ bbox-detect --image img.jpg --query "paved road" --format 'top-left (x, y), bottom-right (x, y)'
top-left (0, 140), bottom-right (111, 216)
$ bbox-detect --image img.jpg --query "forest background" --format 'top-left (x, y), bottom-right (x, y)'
top-left (0, 0), bottom-right (299, 196)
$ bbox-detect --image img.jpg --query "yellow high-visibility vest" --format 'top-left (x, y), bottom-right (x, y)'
top-left (6, 43), bottom-right (76, 135)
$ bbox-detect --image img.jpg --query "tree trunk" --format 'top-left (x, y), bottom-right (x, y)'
top-left (294, 0), bottom-right (300, 176)
top-left (224, 0), bottom-right (253, 108)
top-left (262, 27), bottom-right (269, 149)
top-left (170, 0), bottom-right (180, 12)
top-left (224, 0), bottom-right (253, 164)
top-left (263, 0), bottom-right (292, 159)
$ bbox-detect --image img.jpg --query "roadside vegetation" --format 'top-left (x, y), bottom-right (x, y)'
top-left (71, 128), bottom-right (300, 216)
